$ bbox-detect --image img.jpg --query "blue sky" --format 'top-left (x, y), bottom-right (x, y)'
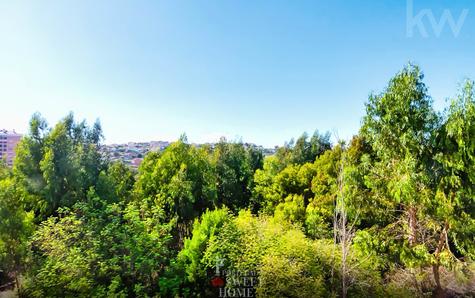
top-left (1, 0), bottom-right (475, 147)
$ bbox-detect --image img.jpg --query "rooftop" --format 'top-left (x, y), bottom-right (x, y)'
top-left (0, 129), bottom-right (21, 136)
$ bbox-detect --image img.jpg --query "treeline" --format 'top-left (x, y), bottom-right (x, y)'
top-left (0, 65), bottom-right (474, 297)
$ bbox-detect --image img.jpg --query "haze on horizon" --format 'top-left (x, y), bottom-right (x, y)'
top-left (1, 0), bottom-right (475, 147)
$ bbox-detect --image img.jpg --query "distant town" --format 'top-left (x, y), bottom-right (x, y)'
top-left (1, 130), bottom-right (277, 168)
top-left (102, 141), bottom-right (277, 168)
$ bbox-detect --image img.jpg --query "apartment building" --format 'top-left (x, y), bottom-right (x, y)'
top-left (0, 130), bottom-right (22, 167)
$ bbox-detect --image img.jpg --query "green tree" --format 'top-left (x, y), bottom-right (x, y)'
top-left (358, 65), bottom-right (475, 295)
top-left (14, 113), bottom-right (106, 218)
top-left (430, 80), bottom-right (475, 293)
top-left (162, 208), bottom-right (233, 297)
top-left (212, 139), bottom-right (263, 212)
top-left (95, 161), bottom-right (136, 203)
top-left (134, 136), bottom-right (217, 246)
top-left (254, 161), bottom-right (315, 215)
top-left (0, 162), bottom-right (34, 290)
top-left (24, 197), bottom-right (172, 297)
top-left (173, 209), bottom-right (384, 297)
top-left (361, 64), bottom-right (437, 245)
top-left (253, 131), bottom-right (331, 216)
top-left (274, 131), bottom-right (331, 170)
top-left (306, 145), bottom-right (342, 239)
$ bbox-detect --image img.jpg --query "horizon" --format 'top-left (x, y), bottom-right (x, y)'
top-left (2, 0), bottom-right (475, 147)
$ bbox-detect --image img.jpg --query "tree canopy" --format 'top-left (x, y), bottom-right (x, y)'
top-left (0, 65), bottom-right (474, 297)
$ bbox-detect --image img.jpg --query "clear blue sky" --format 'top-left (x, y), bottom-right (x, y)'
top-left (1, 0), bottom-right (475, 147)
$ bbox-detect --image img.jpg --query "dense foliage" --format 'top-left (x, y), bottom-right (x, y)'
top-left (0, 65), bottom-right (474, 297)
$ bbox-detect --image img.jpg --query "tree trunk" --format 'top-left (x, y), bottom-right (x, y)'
top-left (335, 150), bottom-right (348, 298)
top-left (432, 264), bottom-right (442, 295)
top-left (433, 222), bottom-right (448, 297)
top-left (15, 274), bottom-right (20, 296)
top-left (408, 206), bottom-right (418, 246)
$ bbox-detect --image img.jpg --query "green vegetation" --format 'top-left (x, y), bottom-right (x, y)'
top-left (0, 65), bottom-right (474, 297)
